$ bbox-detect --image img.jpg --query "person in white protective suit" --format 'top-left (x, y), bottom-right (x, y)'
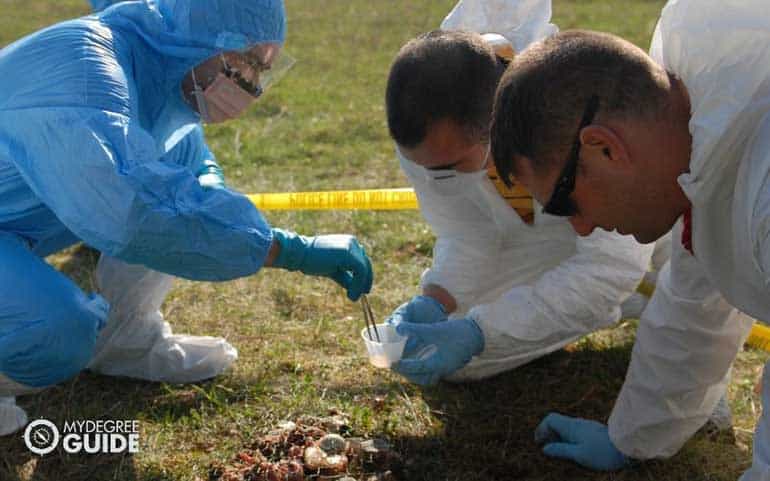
top-left (383, 0), bottom-right (665, 385)
top-left (489, 0), bottom-right (768, 476)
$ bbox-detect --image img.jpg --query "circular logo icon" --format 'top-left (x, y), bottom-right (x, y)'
top-left (24, 419), bottom-right (59, 455)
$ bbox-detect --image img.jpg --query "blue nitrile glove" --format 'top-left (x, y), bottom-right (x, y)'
top-left (271, 228), bottom-right (373, 301)
top-left (534, 413), bottom-right (629, 471)
top-left (386, 296), bottom-right (446, 357)
top-left (392, 317), bottom-right (484, 386)
top-left (196, 160), bottom-right (226, 189)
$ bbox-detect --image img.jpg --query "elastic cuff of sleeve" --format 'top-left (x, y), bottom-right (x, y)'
top-left (198, 173), bottom-right (225, 189)
top-left (466, 317), bottom-right (486, 355)
top-left (466, 309), bottom-right (491, 354)
top-left (195, 159), bottom-right (223, 176)
top-left (195, 160), bottom-right (225, 185)
top-left (270, 228), bottom-right (307, 271)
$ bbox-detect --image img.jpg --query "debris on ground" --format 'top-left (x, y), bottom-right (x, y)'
top-left (208, 412), bottom-right (401, 481)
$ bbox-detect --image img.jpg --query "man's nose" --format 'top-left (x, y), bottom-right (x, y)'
top-left (568, 214), bottom-right (596, 236)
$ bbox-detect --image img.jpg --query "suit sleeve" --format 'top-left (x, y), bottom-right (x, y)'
top-left (1, 108), bottom-right (272, 281)
top-left (464, 229), bottom-right (652, 374)
top-left (608, 219), bottom-right (752, 458)
top-left (162, 125), bottom-right (225, 188)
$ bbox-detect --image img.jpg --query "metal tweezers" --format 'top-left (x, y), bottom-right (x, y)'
top-left (361, 294), bottom-right (381, 342)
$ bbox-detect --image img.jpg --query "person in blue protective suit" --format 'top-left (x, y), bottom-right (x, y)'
top-left (0, 0), bottom-right (373, 436)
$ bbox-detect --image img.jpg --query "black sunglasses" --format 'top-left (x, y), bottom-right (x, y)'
top-left (542, 95), bottom-right (600, 217)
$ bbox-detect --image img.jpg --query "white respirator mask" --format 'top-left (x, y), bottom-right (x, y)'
top-left (397, 147), bottom-right (488, 197)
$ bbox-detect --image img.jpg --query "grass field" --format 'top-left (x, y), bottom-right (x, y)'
top-left (0, 1), bottom-right (766, 480)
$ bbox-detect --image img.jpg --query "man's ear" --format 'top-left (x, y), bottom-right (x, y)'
top-left (579, 125), bottom-right (632, 169)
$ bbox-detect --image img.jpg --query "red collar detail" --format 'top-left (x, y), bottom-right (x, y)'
top-left (682, 207), bottom-right (693, 255)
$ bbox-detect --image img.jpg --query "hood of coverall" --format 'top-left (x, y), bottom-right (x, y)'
top-left (440, 0), bottom-right (557, 54)
top-left (94, 0), bottom-right (286, 149)
top-left (649, 0), bottom-right (770, 205)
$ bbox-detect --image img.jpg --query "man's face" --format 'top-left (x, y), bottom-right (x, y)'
top-left (514, 151), bottom-right (674, 244)
top-left (400, 119), bottom-right (488, 172)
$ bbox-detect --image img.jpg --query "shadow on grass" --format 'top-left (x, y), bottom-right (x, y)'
top-left (385, 344), bottom-right (751, 481)
top-left (0, 375), bottom-right (153, 480)
top-left (0, 369), bottom-right (259, 480)
top-left (10, 243), bottom-right (753, 480)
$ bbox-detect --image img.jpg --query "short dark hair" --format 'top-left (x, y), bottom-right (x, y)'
top-left (386, 30), bottom-right (503, 148)
top-left (491, 30), bottom-right (670, 185)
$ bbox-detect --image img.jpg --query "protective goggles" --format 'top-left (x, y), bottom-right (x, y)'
top-left (542, 95), bottom-right (600, 217)
top-left (220, 43), bottom-right (297, 98)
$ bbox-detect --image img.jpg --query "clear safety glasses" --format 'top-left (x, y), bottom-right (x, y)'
top-left (222, 44), bottom-right (296, 99)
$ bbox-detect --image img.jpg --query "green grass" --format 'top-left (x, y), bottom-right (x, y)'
top-left (0, 1), bottom-right (766, 480)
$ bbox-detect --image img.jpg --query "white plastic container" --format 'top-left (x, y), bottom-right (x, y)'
top-left (360, 324), bottom-right (407, 368)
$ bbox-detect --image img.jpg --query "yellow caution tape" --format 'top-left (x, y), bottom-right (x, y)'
top-left (247, 188), bottom-right (419, 210)
top-left (248, 187), bottom-right (534, 211)
top-left (635, 280), bottom-right (656, 299)
top-left (747, 323), bottom-right (770, 353)
top-left (248, 188), bottom-right (770, 353)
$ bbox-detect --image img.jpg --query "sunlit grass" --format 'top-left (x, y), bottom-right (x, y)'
top-left (1, 1), bottom-right (765, 480)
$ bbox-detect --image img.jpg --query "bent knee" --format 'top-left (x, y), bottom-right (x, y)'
top-left (444, 356), bottom-right (524, 383)
top-left (0, 293), bottom-right (108, 387)
top-left (444, 361), bottom-right (498, 383)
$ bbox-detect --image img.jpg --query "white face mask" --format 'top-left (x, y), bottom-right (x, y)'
top-left (421, 168), bottom-right (489, 196)
top-left (397, 147), bottom-right (487, 197)
top-left (397, 145), bottom-right (536, 224)
top-left (191, 55), bottom-right (260, 124)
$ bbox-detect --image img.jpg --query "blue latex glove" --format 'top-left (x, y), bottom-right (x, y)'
top-left (271, 228), bottom-right (373, 301)
top-left (392, 317), bottom-right (484, 386)
top-left (534, 413), bottom-right (629, 471)
top-left (386, 296), bottom-right (446, 357)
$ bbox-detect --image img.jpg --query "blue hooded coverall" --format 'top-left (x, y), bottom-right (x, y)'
top-left (0, 0), bottom-right (286, 388)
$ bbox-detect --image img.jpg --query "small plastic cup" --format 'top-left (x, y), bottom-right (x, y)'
top-left (361, 324), bottom-right (407, 368)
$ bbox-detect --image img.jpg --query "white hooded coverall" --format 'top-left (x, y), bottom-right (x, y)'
top-left (396, 0), bottom-right (656, 382)
top-left (399, 150), bottom-right (655, 381)
top-left (601, 2), bottom-right (770, 479)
